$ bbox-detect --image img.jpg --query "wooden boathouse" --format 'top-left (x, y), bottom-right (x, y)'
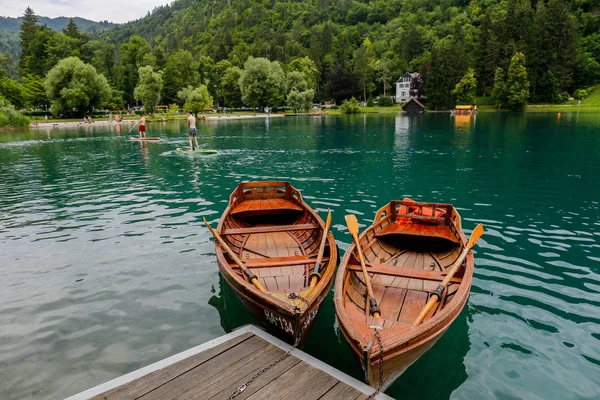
top-left (65, 325), bottom-right (393, 400)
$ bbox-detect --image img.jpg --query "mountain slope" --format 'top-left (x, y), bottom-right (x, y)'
top-left (0, 16), bottom-right (115, 58)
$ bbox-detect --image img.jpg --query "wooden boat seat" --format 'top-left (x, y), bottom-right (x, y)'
top-left (348, 263), bottom-right (462, 284)
top-left (230, 199), bottom-right (303, 218)
top-left (222, 223), bottom-right (319, 235)
top-left (376, 221), bottom-right (459, 244)
top-left (230, 255), bottom-right (327, 269)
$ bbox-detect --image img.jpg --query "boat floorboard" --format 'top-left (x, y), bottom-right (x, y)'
top-left (65, 325), bottom-right (392, 400)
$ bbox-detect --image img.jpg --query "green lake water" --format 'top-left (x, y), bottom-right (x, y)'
top-left (0, 113), bottom-right (599, 399)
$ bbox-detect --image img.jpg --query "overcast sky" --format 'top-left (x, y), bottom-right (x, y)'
top-left (2, 0), bottom-right (171, 24)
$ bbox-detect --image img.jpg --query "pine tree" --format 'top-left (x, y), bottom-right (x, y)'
top-left (63, 19), bottom-right (81, 39)
top-left (19, 7), bottom-right (39, 77)
top-left (506, 52), bottom-right (529, 110)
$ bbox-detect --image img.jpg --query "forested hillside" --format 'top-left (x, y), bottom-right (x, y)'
top-left (0, 16), bottom-right (114, 59)
top-left (97, 0), bottom-right (600, 106)
top-left (3, 0), bottom-right (600, 117)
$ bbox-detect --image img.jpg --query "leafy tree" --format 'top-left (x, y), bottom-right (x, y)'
top-left (287, 89), bottom-right (314, 113)
top-left (161, 50), bottom-right (198, 104)
top-left (21, 74), bottom-right (48, 108)
top-left (327, 58), bottom-right (355, 102)
top-left (505, 52), bottom-right (529, 110)
top-left (239, 57), bottom-right (286, 110)
top-left (452, 68), bottom-right (477, 105)
top-left (134, 65), bottom-right (163, 115)
top-left (44, 56), bottom-right (110, 117)
top-left (288, 57), bottom-right (318, 90)
top-left (0, 78), bottom-right (24, 108)
top-left (19, 7), bottom-right (39, 76)
top-left (0, 97), bottom-right (30, 127)
top-left (532, 0), bottom-right (577, 98)
top-left (353, 39), bottom-right (375, 101)
top-left (105, 87), bottom-right (125, 110)
top-left (340, 97), bottom-right (360, 114)
top-left (491, 67), bottom-right (507, 108)
top-left (220, 66), bottom-right (243, 108)
top-left (287, 71), bottom-right (308, 92)
top-left (179, 84), bottom-right (213, 116)
top-left (116, 36), bottom-right (152, 105)
top-left (426, 37), bottom-right (468, 109)
top-left (375, 56), bottom-right (391, 96)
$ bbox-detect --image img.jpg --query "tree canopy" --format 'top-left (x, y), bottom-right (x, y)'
top-left (5, 1), bottom-right (600, 114)
top-left (43, 56), bottom-right (110, 117)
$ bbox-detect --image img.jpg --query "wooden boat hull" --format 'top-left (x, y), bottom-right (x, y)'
top-left (334, 199), bottom-right (474, 389)
top-left (214, 182), bottom-right (337, 345)
top-left (217, 259), bottom-right (331, 344)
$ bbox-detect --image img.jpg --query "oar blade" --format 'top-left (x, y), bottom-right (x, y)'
top-left (325, 209), bottom-right (332, 230)
top-left (345, 214), bottom-right (359, 237)
top-left (467, 224), bottom-right (484, 249)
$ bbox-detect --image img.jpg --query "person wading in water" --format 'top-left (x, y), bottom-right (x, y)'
top-left (138, 114), bottom-right (147, 138)
top-left (187, 111), bottom-right (198, 150)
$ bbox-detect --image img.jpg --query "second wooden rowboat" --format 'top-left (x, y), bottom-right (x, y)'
top-left (335, 199), bottom-right (475, 390)
top-left (214, 181), bottom-right (337, 345)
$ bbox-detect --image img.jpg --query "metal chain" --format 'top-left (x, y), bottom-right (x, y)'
top-left (367, 328), bottom-right (384, 400)
top-left (228, 293), bottom-right (311, 399)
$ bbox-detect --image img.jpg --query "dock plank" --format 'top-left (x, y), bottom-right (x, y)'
top-left (139, 336), bottom-right (268, 400)
top-left (244, 362), bottom-right (326, 400)
top-left (70, 326), bottom-right (393, 400)
top-left (319, 382), bottom-right (364, 399)
top-left (92, 332), bottom-right (254, 400)
top-left (174, 341), bottom-right (285, 400)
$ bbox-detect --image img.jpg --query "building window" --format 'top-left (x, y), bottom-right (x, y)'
top-left (401, 91), bottom-right (406, 96)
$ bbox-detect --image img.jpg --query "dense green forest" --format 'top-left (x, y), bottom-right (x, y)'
top-left (2, 0), bottom-right (600, 120)
top-left (0, 16), bottom-right (114, 60)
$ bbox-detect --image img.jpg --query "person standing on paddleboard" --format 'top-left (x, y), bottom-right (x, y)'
top-left (187, 111), bottom-right (198, 150)
top-left (138, 114), bottom-right (147, 138)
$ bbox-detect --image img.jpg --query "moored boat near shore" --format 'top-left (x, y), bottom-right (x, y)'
top-left (335, 199), bottom-right (482, 390)
top-left (206, 181), bottom-right (337, 345)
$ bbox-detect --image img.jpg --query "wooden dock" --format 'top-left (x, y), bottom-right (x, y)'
top-left (65, 325), bottom-right (393, 400)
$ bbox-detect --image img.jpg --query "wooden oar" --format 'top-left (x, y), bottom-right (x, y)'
top-left (412, 223), bottom-right (484, 327)
top-left (345, 214), bottom-right (381, 318)
top-left (309, 209), bottom-right (332, 288)
top-left (203, 218), bottom-right (267, 292)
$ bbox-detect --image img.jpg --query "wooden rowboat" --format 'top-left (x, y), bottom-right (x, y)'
top-left (213, 182), bottom-right (337, 345)
top-left (334, 199), bottom-right (475, 390)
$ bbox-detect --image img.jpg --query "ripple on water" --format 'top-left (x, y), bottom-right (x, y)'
top-left (0, 116), bottom-right (599, 399)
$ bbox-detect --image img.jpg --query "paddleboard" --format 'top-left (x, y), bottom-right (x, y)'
top-left (131, 137), bottom-right (161, 141)
top-left (176, 148), bottom-right (218, 155)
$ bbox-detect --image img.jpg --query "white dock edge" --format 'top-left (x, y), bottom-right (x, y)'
top-left (64, 325), bottom-right (393, 400)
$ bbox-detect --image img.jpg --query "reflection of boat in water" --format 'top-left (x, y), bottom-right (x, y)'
top-left (454, 114), bottom-right (473, 128)
top-left (208, 275), bottom-right (257, 333)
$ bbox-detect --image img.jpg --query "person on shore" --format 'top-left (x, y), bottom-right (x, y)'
top-left (187, 111), bottom-right (198, 150)
top-left (138, 114), bottom-right (147, 138)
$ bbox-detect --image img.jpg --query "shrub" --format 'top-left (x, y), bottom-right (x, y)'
top-left (340, 97), bottom-right (361, 114)
top-left (573, 89), bottom-right (590, 100)
top-left (366, 97), bottom-right (375, 107)
top-left (558, 91), bottom-right (570, 103)
top-left (378, 95), bottom-right (394, 106)
top-left (0, 97), bottom-right (31, 127)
